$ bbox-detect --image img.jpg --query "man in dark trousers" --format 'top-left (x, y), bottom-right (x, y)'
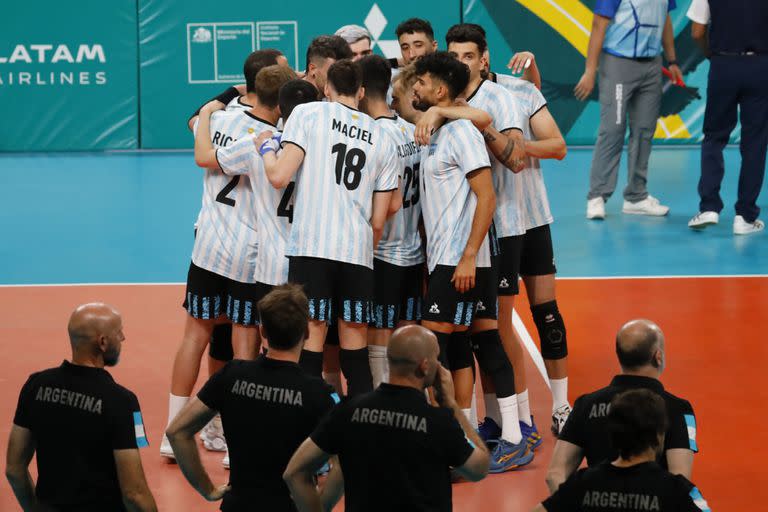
top-left (534, 389), bottom-right (710, 512)
top-left (6, 303), bottom-right (156, 512)
top-left (284, 325), bottom-right (490, 512)
top-left (546, 319), bottom-right (698, 493)
top-left (167, 284), bottom-right (339, 511)
top-left (687, 0), bottom-right (768, 235)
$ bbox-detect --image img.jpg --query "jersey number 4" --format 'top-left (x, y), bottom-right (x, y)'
top-left (277, 182), bottom-right (296, 223)
top-left (402, 163), bottom-right (420, 208)
top-left (331, 143), bottom-right (366, 191)
top-left (215, 176), bottom-right (240, 207)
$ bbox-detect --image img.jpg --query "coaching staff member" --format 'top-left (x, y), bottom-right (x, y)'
top-left (284, 325), bottom-right (490, 512)
top-left (534, 389), bottom-right (710, 511)
top-left (687, 0), bottom-right (768, 235)
top-left (546, 319), bottom-right (697, 493)
top-left (6, 303), bottom-right (156, 512)
top-left (167, 284), bottom-right (339, 511)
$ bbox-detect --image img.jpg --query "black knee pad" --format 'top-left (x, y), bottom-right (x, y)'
top-left (340, 348), bottom-right (373, 397)
top-left (300, 350), bottom-right (323, 378)
top-left (471, 330), bottom-right (515, 397)
top-left (434, 331), bottom-right (451, 368)
top-left (209, 323), bottom-right (233, 361)
top-left (532, 300), bottom-right (568, 360)
top-left (447, 331), bottom-right (474, 371)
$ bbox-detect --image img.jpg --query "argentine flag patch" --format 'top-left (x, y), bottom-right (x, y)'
top-left (684, 414), bottom-right (698, 452)
top-left (689, 487), bottom-right (710, 511)
top-left (133, 411), bottom-right (149, 448)
top-left (330, 392), bottom-right (341, 404)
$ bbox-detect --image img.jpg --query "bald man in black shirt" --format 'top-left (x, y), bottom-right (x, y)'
top-left (284, 325), bottom-right (490, 512)
top-left (534, 389), bottom-right (709, 512)
top-left (546, 319), bottom-right (697, 494)
top-left (6, 303), bottom-right (156, 512)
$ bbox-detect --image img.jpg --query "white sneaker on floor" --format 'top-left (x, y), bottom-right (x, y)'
top-left (551, 404), bottom-right (572, 437)
top-left (688, 211), bottom-right (719, 229)
top-left (586, 197), bottom-right (606, 219)
top-left (733, 215), bottom-right (765, 235)
top-left (622, 195), bottom-right (669, 216)
top-left (160, 434), bottom-right (175, 460)
top-left (222, 451), bottom-right (230, 469)
top-left (200, 415), bottom-right (227, 452)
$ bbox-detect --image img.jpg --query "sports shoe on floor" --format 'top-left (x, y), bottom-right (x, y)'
top-left (160, 434), bottom-right (175, 460)
top-left (488, 438), bottom-right (534, 473)
top-left (520, 418), bottom-right (543, 450)
top-left (622, 195), bottom-right (669, 216)
top-left (551, 404), bottom-right (572, 436)
top-left (586, 197), bottom-right (606, 220)
top-left (222, 451), bottom-right (229, 469)
top-left (201, 415), bottom-right (227, 452)
top-left (733, 215), bottom-right (765, 235)
top-left (478, 417), bottom-right (502, 443)
top-left (688, 211), bottom-right (719, 229)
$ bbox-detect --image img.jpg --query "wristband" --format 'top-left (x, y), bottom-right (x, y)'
top-left (215, 86), bottom-right (240, 105)
top-left (259, 139), bottom-right (277, 156)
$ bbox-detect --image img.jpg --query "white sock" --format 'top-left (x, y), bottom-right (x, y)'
top-left (518, 389), bottom-right (532, 426)
top-left (323, 372), bottom-right (343, 394)
top-left (167, 394), bottom-right (189, 427)
top-left (550, 377), bottom-right (569, 411)
top-left (461, 408), bottom-right (478, 429)
top-left (499, 395), bottom-right (523, 444)
top-left (484, 393), bottom-right (501, 425)
top-left (469, 389), bottom-right (478, 428)
top-left (368, 345), bottom-right (388, 388)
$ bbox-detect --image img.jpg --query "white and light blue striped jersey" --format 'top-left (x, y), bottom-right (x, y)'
top-left (216, 132), bottom-right (294, 286)
top-left (466, 79), bottom-right (527, 238)
top-left (281, 102), bottom-right (399, 269)
top-left (374, 115), bottom-right (424, 267)
top-left (419, 119), bottom-right (493, 273)
top-left (191, 110), bottom-right (276, 283)
top-left (494, 73), bottom-right (554, 230)
top-left (226, 96), bottom-right (252, 112)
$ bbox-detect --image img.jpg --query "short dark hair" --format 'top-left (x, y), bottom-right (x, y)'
top-left (607, 389), bottom-right (668, 459)
top-left (327, 59), bottom-right (363, 96)
top-left (413, 51), bottom-right (470, 100)
top-left (244, 49), bottom-right (283, 94)
top-left (279, 79), bottom-right (319, 121)
top-left (254, 65), bottom-right (296, 109)
top-left (396, 18), bottom-right (435, 40)
top-left (305, 35), bottom-right (353, 72)
top-left (616, 328), bottom-right (660, 370)
top-left (359, 54), bottom-right (392, 100)
top-left (257, 284), bottom-right (309, 350)
top-left (445, 23), bottom-right (488, 55)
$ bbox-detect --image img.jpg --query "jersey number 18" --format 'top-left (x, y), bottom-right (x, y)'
top-left (331, 143), bottom-right (366, 191)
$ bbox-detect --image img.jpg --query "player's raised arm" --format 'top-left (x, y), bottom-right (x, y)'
top-left (414, 104), bottom-right (492, 145)
top-left (193, 101), bottom-right (226, 170)
top-left (506, 51), bottom-right (541, 90)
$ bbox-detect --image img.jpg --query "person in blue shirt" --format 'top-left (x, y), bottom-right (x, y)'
top-left (576, 0), bottom-right (683, 221)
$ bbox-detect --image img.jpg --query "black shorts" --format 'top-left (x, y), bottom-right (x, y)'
top-left (371, 259), bottom-right (423, 329)
top-left (182, 261), bottom-right (266, 326)
top-left (288, 256), bottom-right (373, 324)
top-left (422, 265), bottom-right (478, 327)
top-left (497, 236), bottom-right (523, 296)
top-left (519, 224), bottom-right (557, 277)
top-left (474, 259), bottom-right (499, 321)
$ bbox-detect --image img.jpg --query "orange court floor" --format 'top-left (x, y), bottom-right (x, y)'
top-left (1, 277), bottom-right (765, 511)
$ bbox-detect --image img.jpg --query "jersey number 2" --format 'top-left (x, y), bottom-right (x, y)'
top-left (215, 176), bottom-right (240, 207)
top-left (331, 143), bottom-right (366, 191)
top-left (277, 182), bottom-right (295, 223)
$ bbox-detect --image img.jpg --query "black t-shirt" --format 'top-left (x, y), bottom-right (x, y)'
top-left (13, 361), bottom-right (147, 511)
top-left (197, 356), bottom-right (337, 512)
top-left (311, 383), bottom-right (475, 512)
top-left (543, 462), bottom-right (708, 511)
top-left (559, 376), bottom-right (697, 468)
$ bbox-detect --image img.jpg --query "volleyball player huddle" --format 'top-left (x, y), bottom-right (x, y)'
top-left (170, 19), bottom-right (570, 473)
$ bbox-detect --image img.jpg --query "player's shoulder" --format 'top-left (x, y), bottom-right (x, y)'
top-left (444, 118), bottom-right (481, 139)
top-left (291, 101), bottom-right (322, 118)
top-left (107, 378), bottom-right (141, 406)
top-left (661, 388), bottom-right (695, 414)
top-left (479, 78), bottom-right (515, 100)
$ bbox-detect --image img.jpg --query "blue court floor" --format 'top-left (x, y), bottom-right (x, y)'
top-left (0, 146), bottom-right (765, 284)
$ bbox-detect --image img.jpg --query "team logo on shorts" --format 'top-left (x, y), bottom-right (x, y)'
top-left (476, 301), bottom-right (486, 311)
top-left (499, 278), bottom-right (510, 289)
top-left (429, 303), bottom-right (440, 314)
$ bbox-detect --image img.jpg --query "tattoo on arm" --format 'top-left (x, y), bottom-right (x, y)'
top-left (482, 131), bottom-right (496, 143)
top-left (500, 138), bottom-right (515, 163)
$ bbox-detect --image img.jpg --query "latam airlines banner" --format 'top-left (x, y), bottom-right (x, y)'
top-left (0, 1), bottom-right (139, 151)
top-left (466, 0), bottom-right (727, 145)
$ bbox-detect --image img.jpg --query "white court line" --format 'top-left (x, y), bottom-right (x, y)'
top-left (513, 309), bottom-right (551, 389)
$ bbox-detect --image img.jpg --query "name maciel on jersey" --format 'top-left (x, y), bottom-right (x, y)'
top-left (35, 386), bottom-right (103, 414)
top-left (351, 407), bottom-right (427, 433)
top-left (230, 380), bottom-right (303, 406)
top-left (582, 491), bottom-right (661, 511)
top-left (331, 118), bottom-right (374, 145)
top-left (396, 141), bottom-right (418, 159)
